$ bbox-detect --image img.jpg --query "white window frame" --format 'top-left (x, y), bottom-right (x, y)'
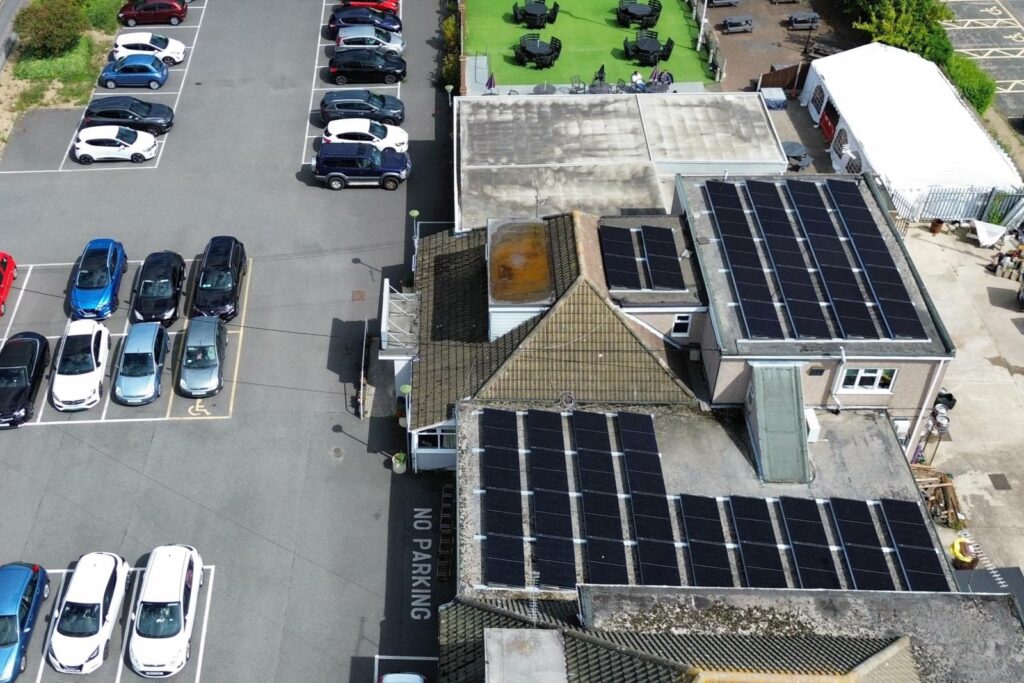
top-left (839, 367), bottom-right (897, 393)
top-left (416, 426), bottom-right (456, 450)
top-left (670, 314), bottom-right (692, 338)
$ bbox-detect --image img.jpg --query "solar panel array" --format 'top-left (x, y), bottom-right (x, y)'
top-left (703, 178), bottom-right (928, 341)
top-left (480, 409), bottom-right (526, 587)
top-left (597, 225), bottom-right (686, 291)
top-left (879, 498), bottom-right (949, 592)
top-left (526, 409), bottom-right (576, 588)
top-left (728, 496), bottom-right (786, 588)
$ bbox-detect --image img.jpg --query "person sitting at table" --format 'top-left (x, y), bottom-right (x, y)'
top-left (631, 71), bottom-right (646, 92)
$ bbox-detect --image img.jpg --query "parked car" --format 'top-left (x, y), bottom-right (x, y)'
top-left (113, 323), bottom-right (169, 405)
top-left (112, 32), bottom-right (186, 65)
top-left (118, 0), bottom-right (188, 26)
top-left (311, 142), bottom-right (410, 191)
top-left (0, 332), bottom-right (49, 428)
top-left (320, 89), bottom-right (404, 125)
top-left (322, 118), bottom-right (408, 152)
top-left (0, 563), bottom-right (48, 683)
top-left (191, 236), bottom-right (246, 320)
top-left (83, 97), bottom-right (174, 135)
top-left (328, 7), bottom-right (402, 37)
top-left (131, 251), bottom-right (185, 324)
top-left (327, 49), bottom-right (405, 85)
top-left (128, 545), bottom-right (203, 678)
top-left (74, 126), bottom-right (158, 165)
top-left (47, 553), bottom-right (129, 675)
top-left (335, 25), bottom-right (405, 57)
top-left (337, 0), bottom-right (399, 14)
top-left (51, 320), bottom-right (110, 412)
top-left (177, 317), bottom-right (225, 398)
top-left (69, 239), bottom-right (127, 320)
top-left (99, 55), bottom-right (169, 90)
top-left (0, 252), bottom-right (15, 317)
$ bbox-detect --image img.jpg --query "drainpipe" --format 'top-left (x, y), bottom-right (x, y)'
top-left (906, 358), bottom-right (947, 460)
top-left (829, 346), bottom-right (846, 414)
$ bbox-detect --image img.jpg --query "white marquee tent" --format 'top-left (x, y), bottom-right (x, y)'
top-left (799, 42), bottom-right (1023, 221)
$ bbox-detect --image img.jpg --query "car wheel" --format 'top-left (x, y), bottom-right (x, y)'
top-left (381, 177), bottom-right (399, 191)
top-left (383, 147), bottom-right (395, 153)
top-left (148, 80), bottom-right (161, 90)
top-left (334, 74), bottom-right (348, 85)
top-left (104, 79), bottom-right (117, 89)
top-left (383, 74), bottom-right (398, 85)
top-left (78, 154), bottom-right (94, 165)
top-left (327, 176), bottom-right (345, 191)
top-left (381, 117), bottom-right (396, 125)
top-left (0, 302), bottom-right (5, 316)
top-left (131, 153), bottom-right (146, 163)
top-left (147, 126), bottom-right (162, 135)
top-left (170, 16), bottom-right (180, 25)
top-left (43, 580), bottom-right (49, 599)
top-left (126, 17), bottom-right (137, 26)
top-left (163, 56), bottom-right (176, 66)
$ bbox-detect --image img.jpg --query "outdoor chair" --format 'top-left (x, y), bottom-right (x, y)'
top-left (660, 37), bottom-right (674, 61)
top-left (614, 79), bottom-right (628, 93)
top-left (649, 0), bottom-right (663, 16)
top-left (640, 14), bottom-right (658, 29)
top-left (512, 2), bottom-right (524, 23)
top-left (514, 45), bottom-right (529, 65)
top-left (618, 0), bottom-right (629, 9)
top-left (521, 33), bottom-right (540, 47)
top-left (637, 29), bottom-right (658, 41)
top-left (570, 75), bottom-right (585, 93)
top-left (535, 53), bottom-right (555, 69)
top-left (623, 38), bottom-right (638, 59)
top-left (789, 155), bottom-right (813, 172)
top-left (526, 13), bottom-right (547, 28)
top-left (550, 37), bottom-right (562, 59)
top-left (547, 1), bottom-right (560, 24)
top-left (616, 9), bottom-right (631, 26)
top-left (638, 51), bottom-right (659, 66)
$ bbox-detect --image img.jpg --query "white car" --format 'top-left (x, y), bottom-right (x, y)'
top-left (48, 552), bottom-right (129, 675)
top-left (129, 545), bottom-right (203, 678)
top-left (322, 118), bottom-right (408, 153)
top-left (74, 126), bottom-right (158, 165)
top-left (51, 320), bottom-right (110, 411)
top-left (112, 32), bottom-right (186, 65)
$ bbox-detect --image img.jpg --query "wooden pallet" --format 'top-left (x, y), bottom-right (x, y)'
top-left (911, 464), bottom-right (964, 528)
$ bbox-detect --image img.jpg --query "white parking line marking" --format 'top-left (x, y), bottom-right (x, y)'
top-left (301, 9), bottom-right (328, 165)
top-left (372, 655), bottom-right (439, 681)
top-left (153, 5), bottom-right (208, 169)
top-left (193, 565), bottom-right (216, 683)
top-left (5, 329), bottom-right (238, 343)
top-left (0, 166), bottom-right (158, 175)
top-left (27, 414), bottom-right (230, 427)
top-left (35, 573), bottom-right (65, 683)
top-left (227, 259), bottom-right (253, 417)
top-left (100, 314), bottom-right (130, 420)
top-left (1, 265), bottom-right (31, 342)
top-left (114, 569), bottom-right (143, 683)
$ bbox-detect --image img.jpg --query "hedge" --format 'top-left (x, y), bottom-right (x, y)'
top-left (84, 0), bottom-right (124, 33)
top-left (945, 53), bottom-right (997, 114)
top-left (14, 34), bottom-right (94, 81)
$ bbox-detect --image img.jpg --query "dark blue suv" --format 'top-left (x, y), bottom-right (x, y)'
top-left (311, 143), bottom-right (410, 190)
top-left (0, 563), bottom-right (49, 682)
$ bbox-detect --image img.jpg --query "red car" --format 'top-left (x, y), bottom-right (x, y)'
top-left (118, 0), bottom-right (188, 26)
top-left (0, 252), bottom-right (17, 317)
top-left (337, 0), bottom-right (399, 15)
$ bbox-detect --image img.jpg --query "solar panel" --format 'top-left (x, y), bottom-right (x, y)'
top-left (879, 498), bottom-right (926, 525)
top-left (780, 497), bottom-right (829, 546)
top-left (533, 490), bottom-right (574, 538)
top-left (728, 496), bottom-right (777, 546)
top-left (484, 489), bottom-right (524, 537)
top-left (843, 544), bottom-right (896, 591)
top-left (485, 535), bottom-right (525, 587)
top-left (535, 535), bottom-right (578, 589)
top-left (481, 408), bottom-right (519, 449)
top-left (617, 411), bottom-right (659, 454)
top-left (599, 226), bottom-right (643, 290)
top-left (637, 539), bottom-right (681, 585)
top-left (639, 226), bottom-right (685, 290)
top-left (828, 498), bottom-right (883, 548)
top-left (586, 538), bottom-right (629, 584)
top-left (582, 491), bottom-right (624, 540)
top-left (528, 447), bottom-right (569, 493)
top-left (879, 499), bottom-right (935, 549)
top-left (746, 181), bottom-right (832, 339)
top-left (624, 470), bottom-right (666, 496)
top-left (630, 492), bottom-right (675, 542)
top-left (738, 541), bottom-right (788, 588)
top-left (482, 447), bottom-right (522, 491)
top-left (624, 451), bottom-right (662, 476)
top-left (785, 180), bottom-right (880, 340)
top-left (790, 543), bottom-right (841, 589)
top-left (687, 540), bottom-right (734, 587)
top-left (572, 412), bottom-right (612, 452)
top-left (678, 496), bottom-right (725, 543)
top-left (706, 180), bottom-right (785, 339)
top-left (579, 465), bottom-right (618, 494)
top-left (894, 546), bottom-right (949, 592)
top-left (526, 409), bottom-right (566, 451)
top-left (825, 180), bottom-right (927, 340)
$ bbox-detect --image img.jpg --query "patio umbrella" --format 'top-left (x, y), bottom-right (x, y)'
top-left (650, 65), bottom-right (661, 83)
top-left (485, 72), bottom-right (496, 92)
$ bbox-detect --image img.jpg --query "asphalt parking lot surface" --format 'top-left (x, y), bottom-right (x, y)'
top-left (0, 0), bottom-right (455, 680)
top-left (944, 0), bottom-right (1024, 115)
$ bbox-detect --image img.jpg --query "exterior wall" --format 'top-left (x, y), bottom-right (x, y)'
top-left (711, 359), bottom-right (751, 404)
top-left (700, 319), bottom-right (724, 400)
top-left (630, 310), bottom-right (706, 343)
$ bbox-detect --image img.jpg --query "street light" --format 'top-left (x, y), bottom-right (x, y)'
top-left (408, 209), bottom-right (420, 240)
top-left (444, 84), bottom-right (454, 106)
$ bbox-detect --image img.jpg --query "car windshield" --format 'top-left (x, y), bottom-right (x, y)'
top-left (368, 92), bottom-right (385, 107)
top-left (368, 121), bottom-right (386, 139)
top-left (140, 278), bottom-right (172, 298)
top-left (121, 352), bottom-right (153, 377)
top-left (375, 28), bottom-right (389, 42)
top-left (129, 99), bottom-right (152, 116)
top-left (135, 602), bottom-right (181, 638)
top-left (151, 34), bottom-right (169, 49)
top-left (58, 335), bottom-right (95, 375)
top-left (76, 251), bottom-right (109, 289)
top-left (0, 616), bottom-right (16, 647)
top-left (199, 268), bottom-right (233, 292)
top-left (0, 367), bottom-right (28, 389)
top-left (57, 602), bottom-right (100, 637)
top-left (184, 345), bottom-right (217, 369)
top-left (116, 127), bottom-right (138, 145)
top-left (368, 147), bottom-right (383, 166)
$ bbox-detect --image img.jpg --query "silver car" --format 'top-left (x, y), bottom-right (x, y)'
top-left (114, 323), bottom-right (168, 405)
top-left (178, 316), bottom-right (226, 398)
top-left (335, 25), bottom-right (405, 57)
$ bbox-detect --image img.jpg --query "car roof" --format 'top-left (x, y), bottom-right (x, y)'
top-left (202, 236), bottom-right (238, 263)
top-left (0, 333), bottom-right (43, 367)
top-left (78, 126), bottom-right (131, 141)
top-left (87, 96), bottom-right (138, 110)
top-left (185, 316), bottom-right (220, 346)
top-left (83, 238), bottom-right (119, 253)
top-left (323, 89), bottom-right (373, 104)
top-left (141, 546), bottom-right (190, 603)
top-left (65, 553), bottom-right (117, 603)
top-left (67, 319), bottom-right (101, 336)
top-left (318, 142), bottom-right (370, 157)
top-left (325, 118), bottom-right (372, 135)
top-left (116, 32), bottom-right (156, 44)
top-left (120, 54), bottom-right (159, 66)
top-left (125, 322), bottom-right (160, 353)
top-left (142, 250), bottom-right (180, 272)
top-left (331, 48), bottom-right (381, 62)
top-left (338, 25), bottom-right (379, 37)
top-left (0, 564), bottom-right (33, 614)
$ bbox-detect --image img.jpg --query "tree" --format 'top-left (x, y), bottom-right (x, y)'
top-left (14, 0), bottom-right (87, 58)
top-left (854, 0), bottom-right (954, 63)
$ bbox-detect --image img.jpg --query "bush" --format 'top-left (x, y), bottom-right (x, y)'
top-left (945, 53), bottom-right (996, 113)
top-left (13, 0), bottom-right (87, 57)
top-left (919, 24), bottom-right (952, 65)
top-left (440, 52), bottom-right (459, 87)
top-left (84, 0), bottom-right (123, 33)
top-left (14, 34), bottom-right (94, 82)
top-left (441, 15), bottom-right (458, 52)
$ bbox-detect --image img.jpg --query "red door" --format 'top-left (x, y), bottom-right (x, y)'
top-left (818, 108), bottom-right (836, 142)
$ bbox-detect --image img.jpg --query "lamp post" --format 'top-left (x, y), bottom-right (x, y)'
top-left (444, 84), bottom-right (454, 106)
top-left (408, 209), bottom-right (420, 241)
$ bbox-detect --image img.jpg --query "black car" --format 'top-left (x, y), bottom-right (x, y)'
top-left (327, 49), bottom-right (405, 85)
top-left (82, 96), bottom-right (174, 135)
top-left (320, 89), bottom-right (405, 125)
top-left (328, 7), bottom-right (402, 36)
top-left (131, 250), bottom-right (186, 324)
top-left (0, 332), bottom-right (50, 428)
top-left (191, 236), bottom-right (246, 321)
top-left (311, 142), bottom-right (411, 190)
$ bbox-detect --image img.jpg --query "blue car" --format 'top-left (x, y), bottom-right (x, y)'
top-left (70, 239), bottom-right (128, 320)
top-left (99, 55), bottom-right (168, 90)
top-left (0, 563), bottom-right (49, 683)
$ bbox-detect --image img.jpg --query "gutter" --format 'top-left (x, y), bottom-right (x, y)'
top-left (906, 357), bottom-right (946, 460)
top-left (828, 346), bottom-right (846, 413)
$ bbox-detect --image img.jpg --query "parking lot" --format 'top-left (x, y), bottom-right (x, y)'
top-left (0, 0), bottom-right (454, 679)
top-left (944, 0), bottom-right (1024, 115)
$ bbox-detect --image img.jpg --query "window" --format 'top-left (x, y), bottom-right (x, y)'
top-left (832, 128), bottom-right (848, 155)
top-left (845, 153), bottom-right (862, 175)
top-left (810, 85), bottom-right (825, 112)
top-left (417, 427), bottom-right (456, 449)
top-left (841, 368), bottom-right (897, 392)
top-left (670, 314), bottom-right (691, 338)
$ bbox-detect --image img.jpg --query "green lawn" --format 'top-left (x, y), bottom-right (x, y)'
top-left (463, 0), bottom-right (710, 87)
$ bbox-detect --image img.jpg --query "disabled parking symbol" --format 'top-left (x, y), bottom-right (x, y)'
top-left (188, 399), bottom-right (211, 417)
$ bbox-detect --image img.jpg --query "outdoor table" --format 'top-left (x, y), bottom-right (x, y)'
top-left (533, 83), bottom-right (557, 94)
top-left (636, 36), bottom-right (661, 54)
top-left (624, 2), bottom-right (652, 18)
top-left (782, 140), bottom-right (807, 158)
top-left (522, 38), bottom-right (552, 58)
top-left (589, 82), bottom-right (612, 94)
top-left (524, 2), bottom-right (548, 17)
